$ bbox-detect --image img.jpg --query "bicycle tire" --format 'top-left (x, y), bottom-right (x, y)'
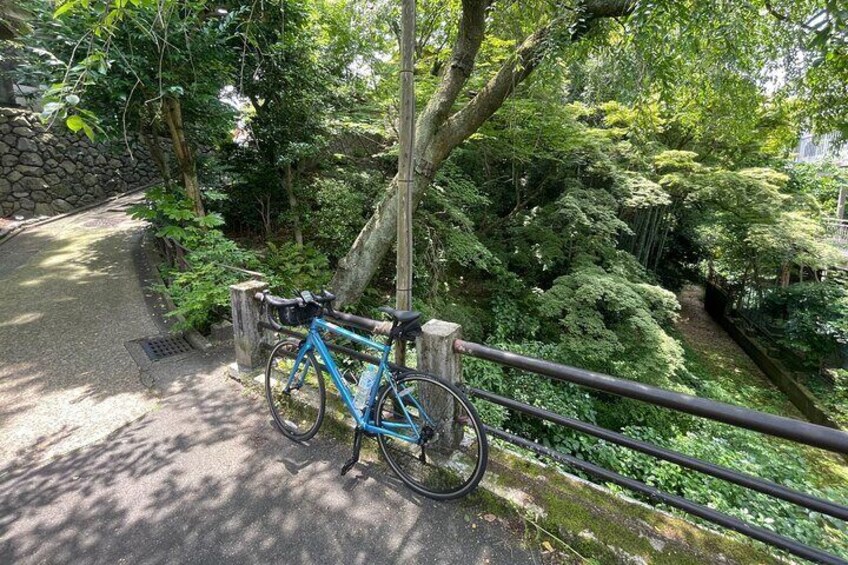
top-left (375, 372), bottom-right (488, 500)
top-left (265, 338), bottom-right (326, 441)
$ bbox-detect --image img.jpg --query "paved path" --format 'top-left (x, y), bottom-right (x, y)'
top-left (675, 284), bottom-right (800, 416)
top-left (1, 354), bottom-right (536, 564)
top-left (0, 196), bottom-right (537, 564)
top-left (0, 193), bottom-right (164, 466)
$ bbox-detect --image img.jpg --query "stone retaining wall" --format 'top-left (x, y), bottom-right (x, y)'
top-left (0, 107), bottom-right (163, 217)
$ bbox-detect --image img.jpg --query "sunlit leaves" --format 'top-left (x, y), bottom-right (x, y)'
top-left (63, 113), bottom-right (94, 140)
top-left (539, 263), bottom-right (685, 388)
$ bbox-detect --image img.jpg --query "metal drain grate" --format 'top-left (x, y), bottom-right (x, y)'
top-left (140, 335), bottom-right (193, 361)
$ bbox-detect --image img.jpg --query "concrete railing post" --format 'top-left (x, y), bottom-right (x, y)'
top-left (417, 319), bottom-right (463, 447)
top-left (418, 319), bottom-right (463, 386)
top-left (230, 279), bottom-right (270, 374)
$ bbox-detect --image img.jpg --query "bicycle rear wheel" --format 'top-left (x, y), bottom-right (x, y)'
top-left (375, 372), bottom-right (487, 500)
top-left (265, 339), bottom-right (325, 441)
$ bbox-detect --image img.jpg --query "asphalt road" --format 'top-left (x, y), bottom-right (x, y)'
top-left (0, 192), bottom-right (161, 465)
top-left (0, 351), bottom-right (538, 565)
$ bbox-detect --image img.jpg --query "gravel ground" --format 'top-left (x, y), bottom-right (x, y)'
top-left (0, 193), bottom-right (162, 466)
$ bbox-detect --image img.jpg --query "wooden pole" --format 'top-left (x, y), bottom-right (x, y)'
top-left (396, 0), bottom-right (415, 365)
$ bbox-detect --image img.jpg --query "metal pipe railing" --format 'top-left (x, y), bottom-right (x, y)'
top-left (455, 339), bottom-right (848, 454)
top-left (326, 310), bottom-right (393, 336)
top-left (469, 387), bottom-right (848, 521)
top-left (486, 426), bottom-right (845, 565)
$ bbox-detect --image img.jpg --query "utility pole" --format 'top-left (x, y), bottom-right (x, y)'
top-left (396, 0), bottom-right (415, 365)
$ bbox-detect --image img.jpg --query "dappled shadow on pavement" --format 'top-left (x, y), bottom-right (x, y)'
top-left (0, 369), bottom-right (535, 564)
top-left (0, 194), bottom-right (164, 464)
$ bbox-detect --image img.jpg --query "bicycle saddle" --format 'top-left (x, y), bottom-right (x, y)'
top-left (378, 306), bottom-right (421, 323)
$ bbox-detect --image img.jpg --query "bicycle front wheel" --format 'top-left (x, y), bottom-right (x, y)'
top-left (375, 372), bottom-right (488, 500)
top-left (265, 339), bottom-right (325, 441)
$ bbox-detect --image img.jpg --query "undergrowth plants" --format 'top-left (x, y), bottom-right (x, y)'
top-left (130, 186), bottom-right (330, 332)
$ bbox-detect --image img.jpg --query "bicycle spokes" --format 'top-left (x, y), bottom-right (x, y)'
top-left (376, 374), bottom-right (486, 498)
top-left (266, 340), bottom-right (325, 441)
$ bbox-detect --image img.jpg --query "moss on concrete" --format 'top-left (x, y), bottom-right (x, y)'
top-left (481, 447), bottom-right (784, 564)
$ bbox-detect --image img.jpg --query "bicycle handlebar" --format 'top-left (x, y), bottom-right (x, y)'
top-left (255, 290), bottom-right (335, 307)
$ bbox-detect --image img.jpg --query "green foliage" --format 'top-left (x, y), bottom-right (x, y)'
top-left (130, 186), bottom-right (257, 332)
top-left (765, 281), bottom-right (848, 366)
top-left (414, 161), bottom-right (500, 298)
top-left (133, 185), bottom-right (339, 331)
top-left (539, 263), bottom-right (684, 388)
top-left (162, 232), bottom-right (254, 332)
top-left (592, 422), bottom-right (848, 557)
top-left (214, 144), bottom-right (283, 235)
top-left (308, 174), bottom-right (373, 260)
top-left (464, 341), bottom-right (599, 455)
top-left (29, 0), bottom-right (238, 144)
top-left (798, 2), bottom-right (848, 136)
top-left (239, 0), bottom-right (331, 161)
top-left (262, 241), bottom-right (331, 294)
top-left (786, 161), bottom-right (848, 217)
top-left (129, 186), bottom-right (225, 240)
top-left (692, 165), bottom-right (840, 286)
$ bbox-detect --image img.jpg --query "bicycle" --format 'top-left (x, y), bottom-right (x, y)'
top-left (256, 289), bottom-right (488, 500)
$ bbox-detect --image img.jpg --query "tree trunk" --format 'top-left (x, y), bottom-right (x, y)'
top-left (256, 194), bottom-right (272, 239)
top-left (780, 264), bottom-right (791, 288)
top-left (329, 0), bottom-right (634, 306)
top-left (284, 163), bottom-right (303, 248)
top-left (162, 97), bottom-right (205, 217)
top-left (141, 120), bottom-right (172, 184)
top-left (653, 209), bottom-right (672, 271)
top-left (837, 182), bottom-right (847, 220)
top-left (0, 60), bottom-right (16, 107)
top-left (332, 169), bottom-right (437, 305)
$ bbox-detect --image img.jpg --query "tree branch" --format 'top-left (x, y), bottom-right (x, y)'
top-left (436, 26), bottom-right (549, 153)
top-left (433, 0), bottom-right (634, 155)
top-left (762, 0), bottom-right (815, 32)
top-left (414, 0), bottom-right (490, 150)
top-left (580, 0), bottom-right (636, 19)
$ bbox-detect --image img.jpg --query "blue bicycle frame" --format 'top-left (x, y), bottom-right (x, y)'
top-left (285, 316), bottom-right (432, 443)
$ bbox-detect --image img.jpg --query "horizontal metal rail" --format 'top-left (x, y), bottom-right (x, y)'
top-left (326, 310), bottom-right (393, 336)
top-left (486, 426), bottom-right (846, 565)
top-left (469, 387), bottom-right (848, 521)
top-left (455, 340), bottom-right (848, 454)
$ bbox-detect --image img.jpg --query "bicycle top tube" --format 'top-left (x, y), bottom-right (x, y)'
top-left (312, 317), bottom-right (388, 353)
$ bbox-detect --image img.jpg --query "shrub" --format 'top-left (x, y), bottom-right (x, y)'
top-left (766, 281), bottom-right (848, 368)
top-left (262, 241), bottom-right (331, 294)
top-left (538, 264), bottom-right (685, 388)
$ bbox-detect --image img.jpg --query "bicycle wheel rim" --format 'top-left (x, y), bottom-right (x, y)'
top-left (265, 339), bottom-right (325, 441)
top-left (376, 374), bottom-right (487, 500)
